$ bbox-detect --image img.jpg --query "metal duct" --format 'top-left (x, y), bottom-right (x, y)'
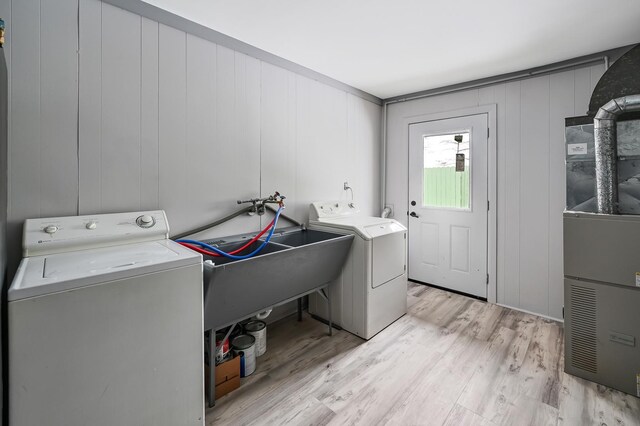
top-left (594, 94), bottom-right (640, 214)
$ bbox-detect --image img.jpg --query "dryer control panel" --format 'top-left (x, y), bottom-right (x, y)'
top-left (23, 210), bottom-right (170, 257)
top-left (309, 201), bottom-right (360, 220)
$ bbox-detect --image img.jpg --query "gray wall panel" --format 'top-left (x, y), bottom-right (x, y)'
top-left (518, 76), bottom-right (550, 314)
top-left (8, 0), bottom-right (40, 271)
top-left (503, 81), bottom-right (521, 309)
top-left (348, 94), bottom-right (381, 216)
top-left (8, 0), bottom-right (78, 274)
top-left (231, 51), bottom-right (261, 213)
top-left (574, 67), bottom-right (592, 117)
top-left (140, 17), bottom-right (159, 211)
top-left (39, 0), bottom-right (78, 216)
top-left (185, 33), bottom-right (217, 229)
top-left (78, 0), bottom-right (103, 214)
top-left (260, 62), bottom-right (297, 227)
top-left (548, 70), bottom-right (575, 319)
top-left (158, 23), bottom-right (187, 231)
top-left (294, 76), bottom-right (350, 222)
top-left (98, 4), bottom-right (142, 212)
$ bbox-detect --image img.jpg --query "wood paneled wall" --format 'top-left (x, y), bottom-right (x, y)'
top-left (386, 65), bottom-right (605, 320)
top-left (0, 0), bottom-right (382, 277)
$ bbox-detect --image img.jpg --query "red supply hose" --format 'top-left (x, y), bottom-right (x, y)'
top-left (179, 216), bottom-right (276, 257)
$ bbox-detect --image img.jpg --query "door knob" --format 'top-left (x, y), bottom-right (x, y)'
top-left (410, 211), bottom-right (419, 218)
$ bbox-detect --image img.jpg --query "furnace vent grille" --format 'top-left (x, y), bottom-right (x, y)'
top-left (570, 285), bottom-right (597, 374)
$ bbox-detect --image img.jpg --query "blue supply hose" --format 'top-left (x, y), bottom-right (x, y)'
top-left (177, 207), bottom-right (283, 260)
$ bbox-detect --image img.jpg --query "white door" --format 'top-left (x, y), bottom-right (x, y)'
top-left (408, 114), bottom-right (488, 298)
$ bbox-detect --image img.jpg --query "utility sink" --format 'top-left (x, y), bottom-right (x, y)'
top-left (201, 227), bottom-right (353, 331)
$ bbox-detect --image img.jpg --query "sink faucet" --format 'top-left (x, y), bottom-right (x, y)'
top-left (237, 191), bottom-right (286, 215)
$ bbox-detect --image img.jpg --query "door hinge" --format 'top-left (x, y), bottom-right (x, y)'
top-left (404, 264), bottom-right (407, 271)
top-left (487, 200), bottom-right (490, 211)
top-left (487, 128), bottom-right (490, 138)
top-left (486, 274), bottom-right (489, 284)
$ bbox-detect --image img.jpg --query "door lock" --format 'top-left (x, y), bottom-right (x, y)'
top-left (409, 211), bottom-right (419, 218)
top-left (411, 200), bottom-right (416, 206)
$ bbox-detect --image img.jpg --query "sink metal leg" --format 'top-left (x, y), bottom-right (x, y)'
top-left (315, 288), bottom-right (333, 337)
top-left (297, 297), bottom-right (303, 321)
top-left (327, 285), bottom-right (332, 336)
top-left (208, 329), bottom-right (215, 408)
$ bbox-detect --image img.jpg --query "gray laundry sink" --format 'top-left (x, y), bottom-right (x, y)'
top-left (201, 227), bottom-right (353, 331)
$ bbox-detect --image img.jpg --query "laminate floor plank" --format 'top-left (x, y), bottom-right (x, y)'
top-left (443, 404), bottom-right (496, 426)
top-left (206, 283), bottom-right (640, 426)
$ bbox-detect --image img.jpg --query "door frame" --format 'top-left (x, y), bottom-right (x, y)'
top-left (402, 104), bottom-right (497, 303)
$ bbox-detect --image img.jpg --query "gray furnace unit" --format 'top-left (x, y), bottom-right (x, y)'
top-left (564, 45), bottom-right (640, 398)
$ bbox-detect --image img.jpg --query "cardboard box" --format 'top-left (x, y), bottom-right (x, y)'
top-left (205, 356), bottom-right (240, 400)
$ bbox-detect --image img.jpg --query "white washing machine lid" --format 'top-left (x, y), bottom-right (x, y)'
top-left (310, 216), bottom-right (406, 240)
top-left (9, 240), bottom-right (201, 301)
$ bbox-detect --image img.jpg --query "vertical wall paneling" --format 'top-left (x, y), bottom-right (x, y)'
top-left (295, 77), bottom-right (349, 221)
top-left (503, 82), bottom-right (521, 308)
top-left (140, 17), bottom-right (159, 211)
top-left (348, 94), bottom-right (380, 215)
top-left (233, 51), bottom-right (261, 224)
top-left (214, 44), bottom-right (236, 211)
top-left (8, 0), bottom-right (41, 273)
top-left (9, 0), bottom-right (78, 273)
top-left (158, 24), bottom-right (187, 230)
top-left (549, 70), bottom-right (575, 318)
top-left (260, 63), bottom-right (297, 225)
top-left (589, 64), bottom-right (605, 96)
top-left (518, 76), bottom-right (550, 314)
top-left (99, 4), bottom-right (141, 212)
top-left (80, 2), bottom-right (149, 214)
top-left (192, 45), bottom-right (260, 239)
top-left (573, 67), bottom-right (592, 116)
top-left (185, 33), bottom-right (217, 230)
top-left (78, 0), bottom-right (103, 214)
top-left (346, 93), bottom-right (358, 199)
top-left (39, 0), bottom-right (78, 216)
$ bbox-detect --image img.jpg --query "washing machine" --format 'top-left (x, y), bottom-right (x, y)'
top-left (308, 201), bottom-right (407, 339)
top-left (9, 210), bottom-right (204, 426)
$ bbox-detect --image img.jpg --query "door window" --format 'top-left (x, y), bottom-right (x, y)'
top-left (423, 132), bottom-right (470, 209)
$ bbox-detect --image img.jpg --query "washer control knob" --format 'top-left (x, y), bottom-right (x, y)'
top-left (136, 214), bottom-right (155, 228)
top-left (86, 221), bottom-right (97, 230)
top-left (44, 225), bottom-right (58, 234)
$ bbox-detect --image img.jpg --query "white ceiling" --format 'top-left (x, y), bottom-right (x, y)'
top-left (143, 0), bottom-right (640, 99)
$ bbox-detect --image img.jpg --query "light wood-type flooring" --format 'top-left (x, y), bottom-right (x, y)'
top-left (206, 283), bottom-right (640, 425)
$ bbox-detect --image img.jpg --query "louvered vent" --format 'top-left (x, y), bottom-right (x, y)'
top-left (570, 285), bottom-right (597, 373)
